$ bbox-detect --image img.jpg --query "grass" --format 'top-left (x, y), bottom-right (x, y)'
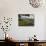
top-left (18, 19), bottom-right (34, 26)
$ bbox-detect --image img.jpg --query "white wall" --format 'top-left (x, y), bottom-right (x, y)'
top-left (0, 0), bottom-right (46, 40)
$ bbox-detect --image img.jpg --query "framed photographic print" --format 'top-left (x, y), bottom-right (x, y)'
top-left (18, 14), bottom-right (34, 26)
